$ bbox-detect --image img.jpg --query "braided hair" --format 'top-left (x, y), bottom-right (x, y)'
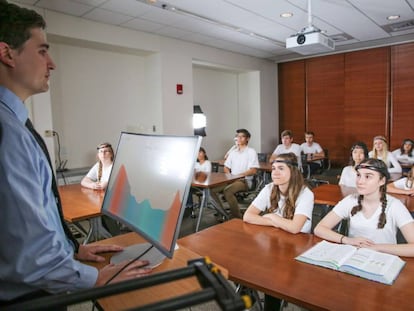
top-left (351, 158), bottom-right (390, 229)
top-left (267, 153), bottom-right (305, 219)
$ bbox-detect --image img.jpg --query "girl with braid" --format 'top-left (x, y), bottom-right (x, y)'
top-left (81, 142), bottom-right (114, 190)
top-left (243, 152), bottom-right (314, 233)
top-left (315, 158), bottom-right (414, 257)
top-left (243, 152), bottom-right (314, 311)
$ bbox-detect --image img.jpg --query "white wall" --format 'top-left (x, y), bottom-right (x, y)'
top-left (21, 4), bottom-right (278, 169)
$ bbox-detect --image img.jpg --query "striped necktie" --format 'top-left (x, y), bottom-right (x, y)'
top-left (25, 119), bottom-right (80, 253)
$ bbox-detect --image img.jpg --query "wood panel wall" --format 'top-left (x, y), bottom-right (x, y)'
top-left (278, 60), bottom-right (306, 142)
top-left (278, 43), bottom-right (414, 167)
top-left (391, 43), bottom-right (414, 150)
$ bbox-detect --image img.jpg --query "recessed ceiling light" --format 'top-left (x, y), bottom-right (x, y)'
top-left (387, 15), bottom-right (400, 21)
top-left (280, 12), bottom-right (293, 18)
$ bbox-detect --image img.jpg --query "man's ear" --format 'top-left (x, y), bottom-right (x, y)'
top-left (0, 42), bottom-right (15, 68)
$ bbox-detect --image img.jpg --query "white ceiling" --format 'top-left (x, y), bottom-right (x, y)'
top-left (14, 0), bottom-right (414, 62)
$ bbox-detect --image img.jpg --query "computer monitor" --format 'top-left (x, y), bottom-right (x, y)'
top-left (101, 132), bottom-right (201, 264)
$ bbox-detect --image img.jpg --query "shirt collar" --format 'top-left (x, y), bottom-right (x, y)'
top-left (0, 85), bottom-right (29, 124)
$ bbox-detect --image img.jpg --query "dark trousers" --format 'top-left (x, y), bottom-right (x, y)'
top-left (264, 294), bottom-right (281, 311)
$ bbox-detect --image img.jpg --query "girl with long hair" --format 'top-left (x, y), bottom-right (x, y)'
top-left (315, 158), bottom-right (414, 256)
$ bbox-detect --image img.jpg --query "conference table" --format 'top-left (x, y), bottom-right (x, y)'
top-left (179, 219), bottom-right (414, 311)
top-left (59, 183), bottom-right (108, 243)
top-left (313, 183), bottom-right (414, 212)
top-left (89, 232), bottom-right (230, 311)
top-left (191, 172), bottom-right (244, 232)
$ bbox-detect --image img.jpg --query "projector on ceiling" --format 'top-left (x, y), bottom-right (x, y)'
top-left (286, 32), bottom-right (335, 55)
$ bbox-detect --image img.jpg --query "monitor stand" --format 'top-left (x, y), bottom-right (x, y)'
top-left (110, 242), bottom-right (166, 268)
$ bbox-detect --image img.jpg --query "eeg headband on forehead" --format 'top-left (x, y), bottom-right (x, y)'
top-left (97, 143), bottom-right (111, 150)
top-left (272, 159), bottom-right (298, 167)
top-left (355, 163), bottom-right (390, 180)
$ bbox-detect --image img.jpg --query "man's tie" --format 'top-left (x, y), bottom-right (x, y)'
top-left (25, 119), bottom-right (80, 253)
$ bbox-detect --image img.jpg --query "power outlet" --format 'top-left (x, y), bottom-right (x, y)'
top-left (44, 130), bottom-right (54, 137)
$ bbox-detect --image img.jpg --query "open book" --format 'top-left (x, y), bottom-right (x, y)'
top-left (296, 240), bottom-right (405, 285)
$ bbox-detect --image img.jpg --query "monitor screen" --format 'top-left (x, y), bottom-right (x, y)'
top-left (101, 132), bottom-right (201, 258)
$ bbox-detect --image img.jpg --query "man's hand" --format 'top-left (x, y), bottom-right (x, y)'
top-left (75, 244), bottom-right (124, 262)
top-left (96, 260), bottom-right (152, 286)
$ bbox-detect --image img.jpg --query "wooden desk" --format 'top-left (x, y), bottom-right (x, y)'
top-left (313, 183), bottom-right (414, 212)
top-left (90, 232), bottom-right (226, 310)
top-left (179, 219), bottom-right (414, 311)
top-left (192, 172), bottom-right (243, 232)
top-left (59, 184), bottom-right (107, 242)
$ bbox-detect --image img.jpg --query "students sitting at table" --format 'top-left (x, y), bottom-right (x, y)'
top-left (392, 138), bottom-right (414, 174)
top-left (269, 130), bottom-right (302, 170)
top-left (243, 152), bottom-right (314, 311)
top-left (315, 158), bottom-right (414, 257)
top-left (339, 141), bottom-right (369, 188)
top-left (210, 128), bottom-right (259, 219)
top-left (300, 131), bottom-right (325, 176)
top-left (387, 166), bottom-right (414, 196)
top-left (369, 135), bottom-right (402, 174)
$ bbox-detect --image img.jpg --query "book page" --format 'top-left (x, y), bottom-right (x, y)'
top-left (297, 240), bottom-right (357, 269)
top-left (342, 248), bottom-right (399, 276)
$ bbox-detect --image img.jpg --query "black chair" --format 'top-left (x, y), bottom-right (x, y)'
top-left (257, 152), bottom-right (268, 163)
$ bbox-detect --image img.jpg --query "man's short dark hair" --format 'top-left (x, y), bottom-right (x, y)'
top-left (0, 1), bottom-right (46, 50)
top-left (236, 128), bottom-right (251, 138)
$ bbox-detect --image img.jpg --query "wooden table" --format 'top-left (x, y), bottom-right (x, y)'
top-left (313, 183), bottom-right (414, 212)
top-left (192, 172), bottom-right (243, 232)
top-left (89, 232), bottom-right (227, 310)
top-left (59, 183), bottom-right (108, 243)
top-left (179, 219), bottom-right (414, 311)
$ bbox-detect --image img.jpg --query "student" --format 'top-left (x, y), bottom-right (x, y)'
top-left (81, 142), bottom-right (120, 237)
top-left (315, 158), bottom-right (414, 257)
top-left (194, 147), bottom-right (212, 173)
top-left (0, 2), bottom-right (151, 306)
top-left (300, 131), bottom-right (325, 175)
top-left (243, 152), bottom-right (313, 310)
top-left (81, 142), bottom-right (114, 190)
top-left (210, 128), bottom-right (259, 219)
top-left (392, 138), bottom-right (414, 164)
top-left (339, 142), bottom-right (369, 188)
top-left (187, 147), bottom-right (212, 212)
top-left (269, 130), bottom-right (302, 170)
top-left (392, 138), bottom-right (414, 174)
top-left (387, 166), bottom-right (414, 196)
top-left (369, 135), bottom-right (402, 174)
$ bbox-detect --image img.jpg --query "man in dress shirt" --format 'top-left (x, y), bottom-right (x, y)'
top-left (0, 1), bottom-right (151, 307)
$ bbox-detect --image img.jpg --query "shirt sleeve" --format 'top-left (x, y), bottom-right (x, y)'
top-left (86, 162), bottom-right (99, 180)
top-left (251, 183), bottom-right (272, 211)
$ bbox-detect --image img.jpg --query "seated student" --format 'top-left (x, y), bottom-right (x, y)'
top-left (339, 142), bottom-right (369, 188)
top-left (300, 131), bottom-right (325, 176)
top-left (243, 152), bottom-right (313, 311)
top-left (392, 138), bottom-right (414, 174)
top-left (392, 138), bottom-right (414, 163)
top-left (81, 142), bottom-right (114, 190)
top-left (315, 158), bottom-right (414, 257)
top-left (210, 128), bottom-right (259, 219)
top-left (369, 135), bottom-right (402, 174)
top-left (187, 147), bottom-right (212, 213)
top-left (81, 142), bottom-right (118, 237)
top-left (269, 130), bottom-right (302, 170)
top-left (387, 166), bottom-right (414, 196)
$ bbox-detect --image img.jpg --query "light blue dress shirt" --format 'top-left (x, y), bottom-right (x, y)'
top-left (0, 86), bottom-right (97, 300)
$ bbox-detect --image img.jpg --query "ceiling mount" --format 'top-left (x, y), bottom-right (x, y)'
top-left (285, 0), bottom-right (335, 55)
